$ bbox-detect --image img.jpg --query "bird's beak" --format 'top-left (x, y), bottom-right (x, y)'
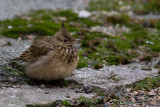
top-left (74, 39), bottom-right (81, 42)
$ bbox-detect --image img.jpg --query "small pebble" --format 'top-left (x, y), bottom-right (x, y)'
top-left (26, 35), bottom-right (33, 39)
top-left (8, 77), bottom-right (14, 83)
top-left (75, 90), bottom-right (82, 93)
top-left (40, 84), bottom-right (45, 89)
top-left (148, 90), bottom-right (156, 97)
top-left (7, 26), bottom-right (12, 29)
top-left (12, 85), bottom-right (18, 88)
top-left (75, 90), bottom-right (80, 93)
top-left (1, 87), bottom-right (6, 89)
top-left (125, 88), bottom-right (131, 93)
top-left (133, 91), bottom-right (138, 95)
top-left (157, 96), bottom-right (160, 101)
top-left (44, 92), bottom-right (49, 94)
top-left (83, 84), bottom-right (92, 94)
top-left (65, 95), bottom-right (70, 98)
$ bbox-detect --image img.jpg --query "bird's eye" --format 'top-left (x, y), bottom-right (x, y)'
top-left (63, 39), bottom-right (68, 42)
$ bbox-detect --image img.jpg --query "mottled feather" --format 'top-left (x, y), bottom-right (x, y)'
top-left (18, 36), bottom-right (53, 62)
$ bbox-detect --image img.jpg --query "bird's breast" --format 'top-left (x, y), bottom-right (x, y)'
top-left (55, 46), bottom-right (78, 64)
top-left (26, 47), bottom-right (79, 80)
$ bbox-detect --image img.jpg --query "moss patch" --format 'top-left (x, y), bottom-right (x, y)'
top-left (132, 75), bottom-right (160, 91)
top-left (78, 96), bottom-right (93, 106)
top-left (88, 0), bottom-right (160, 14)
top-left (77, 50), bottom-right (89, 68)
top-left (61, 100), bottom-right (70, 106)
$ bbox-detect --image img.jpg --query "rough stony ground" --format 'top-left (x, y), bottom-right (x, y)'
top-left (0, 36), bottom-right (33, 66)
top-left (0, 85), bottom-right (95, 107)
top-left (0, 36), bottom-right (159, 106)
top-left (68, 63), bottom-right (159, 95)
top-left (0, 0), bottom-right (90, 20)
top-left (117, 87), bottom-right (160, 106)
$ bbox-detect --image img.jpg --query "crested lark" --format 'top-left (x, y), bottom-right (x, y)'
top-left (16, 23), bottom-right (79, 81)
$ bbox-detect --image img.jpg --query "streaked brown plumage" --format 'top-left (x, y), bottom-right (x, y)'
top-left (16, 23), bottom-right (79, 81)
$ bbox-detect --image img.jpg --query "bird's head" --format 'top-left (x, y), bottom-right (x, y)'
top-left (53, 22), bottom-right (80, 48)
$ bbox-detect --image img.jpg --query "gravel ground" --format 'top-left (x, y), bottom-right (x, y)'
top-left (0, 85), bottom-right (95, 107)
top-left (0, 36), bottom-right (33, 66)
top-left (98, 87), bottom-right (160, 106)
top-left (0, 0), bottom-right (90, 20)
top-left (68, 62), bottom-right (159, 96)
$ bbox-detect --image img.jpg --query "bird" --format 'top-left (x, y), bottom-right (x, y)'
top-left (15, 22), bottom-right (80, 81)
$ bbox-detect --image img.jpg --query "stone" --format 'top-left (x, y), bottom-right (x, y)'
top-left (39, 84), bottom-right (45, 89)
top-left (125, 88), bottom-right (131, 93)
top-left (133, 91), bottom-right (138, 95)
top-left (141, 67), bottom-right (152, 71)
top-left (137, 90), bottom-right (144, 95)
top-left (67, 64), bottom-right (158, 96)
top-left (44, 92), bottom-right (49, 94)
top-left (90, 25), bottom-right (130, 37)
top-left (158, 87), bottom-right (160, 95)
top-left (8, 77), bottom-right (14, 83)
top-left (78, 10), bottom-right (91, 18)
top-left (83, 84), bottom-right (92, 94)
top-left (148, 90), bottom-right (156, 97)
top-left (157, 96), bottom-right (160, 101)
top-left (65, 95), bottom-right (70, 98)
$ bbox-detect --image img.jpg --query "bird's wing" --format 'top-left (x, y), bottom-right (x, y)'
top-left (17, 36), bottom-right (53, 62)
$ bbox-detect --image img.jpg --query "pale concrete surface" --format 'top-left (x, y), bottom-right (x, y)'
top-left (0, 0), bottom-right (90, 20)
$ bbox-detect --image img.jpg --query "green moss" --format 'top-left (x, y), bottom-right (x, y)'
top-left (0, 18), bottom-right (28, 27)
top-left (79, 19), bottom-right (159, 67)
top-left (143, 56), bottom-right (153, 62)
top-left (60, 79), bottom-right (70, 87)
top-left (0, 9), bottom-right (100, 38)
top-left (1, 62), bottom-right (33, 85)
top-left (112, 77), bottom-right (122, 82)
top-left (77, 50), bottom-right (88, 68)
top-left (133, 0), bottom-right (160, 14)
top-left (110, 94), bottom-right (120, 99)
top-left (133, 75), bottom-right (160, 91)
top-left (79, 18), bottom-right (100, 27)
top-left (88, 0), bottom-right (160, 13)
top-left (93, 62), bottom-right (103, 70)
top-left (106, 56), bottom-right (120, 65)
top-left (78, 96), bottom-right (93, 106)
top-left (56, 10), bottom-right (79, 21)
top-left (149, 44), bottom-right (160, 52)
top-left (0, 20), bottom-right (59, 38)
top-left (9, 61), bottom-right (25, 72)
top-left (3, 65), bottom-right (25, 76)
top-left (93, 88), bottom-right (106, 96)
top-left (61, 100), bottom-right (70, 106)
top-left (88, 0), bottom-right (119, 11)
top-left (156, 21), bottom-right (160, 29)
top-left (105, 14), bottom-right (131, 25)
